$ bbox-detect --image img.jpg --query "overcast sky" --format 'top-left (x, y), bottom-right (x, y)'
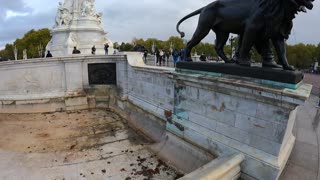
top-left (0, 0), bottom-right (320, 49)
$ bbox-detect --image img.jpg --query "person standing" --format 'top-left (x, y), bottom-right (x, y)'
top-left (72, 47), bottom-right (81, 54)
top-left (91, 45), bottom-right (96, 55)
top-left (200, 53), bottom-right (207, 62)
top-left (172, 49), bottom-right (179, 67)
top-left (156, 49), bottom-right (160, 66)
top-left (104, 43), bottom-right (109, 55)
top-left (166, 51), bottom-right (170, 66)
top-left (180, 49), bottom-right (186, 61)
top-left (143, 50), bottom-right (148, 64)
top-left (159, 49), bottom-right (164, 66)
top-left (46, 51), bottom-right (53, 58)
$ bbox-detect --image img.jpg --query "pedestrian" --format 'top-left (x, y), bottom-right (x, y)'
top-left (104, 43), bottom-right (109, 55)
top-left (46, 51), bottom-right (53, 58)
top-left (172, 49), bottom-right (179, 67)
top-left (166, 51), bottom-right (170, 66)
top-left (180, 49), bottom-right (186, 61)
top-left (156, 49), bottom-right (160, 66)
top-left (159, 49), bottom-right (164, 66)
top-left (200, 53), bottom-right (207, 61)
top-left (72, 47), bottom-right (81, 54)
top-left (144, 50), bottom-right (148, 64)
top-left (91, 45), bottom-right (96, 55)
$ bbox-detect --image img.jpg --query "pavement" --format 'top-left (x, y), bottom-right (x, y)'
top-left (0, 110), bottom-right (182, 180)
top-left (280, 95), bottom-right (320, 180)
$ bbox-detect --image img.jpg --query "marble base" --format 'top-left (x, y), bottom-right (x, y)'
top-left (46, 18), bottom-right (113, 57)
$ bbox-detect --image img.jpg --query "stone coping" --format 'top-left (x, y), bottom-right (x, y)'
top-left (180, 153), bottom-right (244, 180)
top-left (0, 55), bottom-right (126, 66)
top-left (173, 71), bottom-right (311, 104)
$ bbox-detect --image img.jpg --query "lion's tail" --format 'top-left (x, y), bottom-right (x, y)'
top-left (176, 7), bottom-right (204, 38)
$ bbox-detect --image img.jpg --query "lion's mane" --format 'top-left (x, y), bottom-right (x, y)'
top-left (257, 0), bottom-right (295, 39)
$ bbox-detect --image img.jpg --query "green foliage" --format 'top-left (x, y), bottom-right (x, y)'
top-left (286, 43), bottom-right (317, 69)
top-left (119, 42), bottom-right (134, 51)
top-left (0, 44), bottom-right (14, 61)
top-left (193, 42), bottom-right (216, 57)
top-left (0, 28), bottom-right (51, 60)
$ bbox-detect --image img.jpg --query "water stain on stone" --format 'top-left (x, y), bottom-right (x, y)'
top-left (211, 103), bottom-right (226, 112)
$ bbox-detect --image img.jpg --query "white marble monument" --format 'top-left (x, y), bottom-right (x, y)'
top-left (46, 0), bottom-right (113, 57)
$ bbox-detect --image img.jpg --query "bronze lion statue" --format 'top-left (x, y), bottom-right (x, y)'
top-left (176, 0), bottom-right (314, 71)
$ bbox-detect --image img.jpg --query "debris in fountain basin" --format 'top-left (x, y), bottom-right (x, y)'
top-left (0, 109), bottom-right (183, 179)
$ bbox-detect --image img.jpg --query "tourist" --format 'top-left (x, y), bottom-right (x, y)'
top-left (91, 45), bottom-right (96, 55)
top-left (72, 47), bottom-right (81, 54)
top-left (179, 49), bottom-right (186, 61)
top-left (172, 49), bottom-right (179, 67)
top-left (200, 53), bottom-right (207, 62)
top-left (166, 51), bottom-right (170, 66)
top-left (46, 51), bottom-right (53, 58)
top-left (143, 50), bottom-right (148, 64)
top-left (104, 43), bottom-right (109, 55)
top-left (156, 49), bottom-right (160, 66)
top-left (159, 49), bottom-right (164, 66)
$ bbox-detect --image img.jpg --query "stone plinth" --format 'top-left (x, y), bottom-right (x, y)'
top-left (166, 71), bottom-right (312, 180)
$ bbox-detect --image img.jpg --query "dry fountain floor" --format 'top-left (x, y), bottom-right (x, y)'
top-left (0, 109), bottom-right (183, 180)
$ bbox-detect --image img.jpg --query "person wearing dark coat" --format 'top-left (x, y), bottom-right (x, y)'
top-left (46, 51), bottom-right (53, 58)
top-left (72, 47), bottom-right (81, 54)
top-left (91, 45), bottom-right (96, 55)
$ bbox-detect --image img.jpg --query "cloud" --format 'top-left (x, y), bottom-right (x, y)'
top-left (0, 0), bottom-right (32, 22)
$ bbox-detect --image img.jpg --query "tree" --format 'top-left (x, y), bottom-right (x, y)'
top-left (0, 28), bottom-right (51, 60)
top-left (119, 42), bottom-right (134, 51)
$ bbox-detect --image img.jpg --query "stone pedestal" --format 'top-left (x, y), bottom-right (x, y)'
top-left (166, 70), bottom-right (312, 180)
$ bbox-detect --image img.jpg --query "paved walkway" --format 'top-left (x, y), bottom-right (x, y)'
top-left (280, 95), bottom-right (320, 180)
